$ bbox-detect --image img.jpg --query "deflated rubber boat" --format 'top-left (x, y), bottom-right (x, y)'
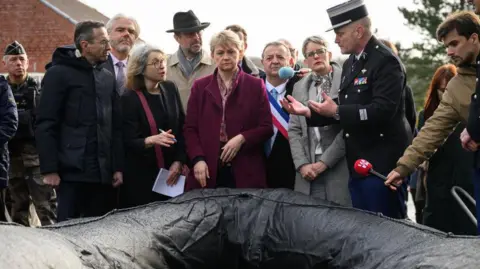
top-left (1, 188), bottom-right (479, 268)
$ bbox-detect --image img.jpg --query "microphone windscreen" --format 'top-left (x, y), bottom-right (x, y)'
top-left (278, 66), bottom-right (295, 79)
top-left (354, 159), bottom-right (372, 176)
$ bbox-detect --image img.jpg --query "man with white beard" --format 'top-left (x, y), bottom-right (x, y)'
top-left (103, 14), bottom-right (140, 96)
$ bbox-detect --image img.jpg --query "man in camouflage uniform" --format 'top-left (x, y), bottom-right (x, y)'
top-left (3, 41), bottom-right (56, 226)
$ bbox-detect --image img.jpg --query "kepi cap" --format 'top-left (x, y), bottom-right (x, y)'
top-left (326, 0), bottom-right (369, 31)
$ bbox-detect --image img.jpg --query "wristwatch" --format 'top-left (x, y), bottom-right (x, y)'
top-left (333, 106), bottom-right (340, 120)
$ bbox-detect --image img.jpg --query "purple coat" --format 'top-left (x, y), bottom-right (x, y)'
top-left (184, 69), bottom-right (273, 190)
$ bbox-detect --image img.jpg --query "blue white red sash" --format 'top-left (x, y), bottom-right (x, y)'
top-left (266, 90), bottom-right (289, 139)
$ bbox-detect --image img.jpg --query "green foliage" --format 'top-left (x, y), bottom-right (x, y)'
top-left (398, 0), bottom-right (468, 110)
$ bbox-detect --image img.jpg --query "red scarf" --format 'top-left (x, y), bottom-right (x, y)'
top-left (135, 90), bottom-right (165, 168)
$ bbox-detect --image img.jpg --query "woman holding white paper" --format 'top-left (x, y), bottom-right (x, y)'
top-left (120, 44), bottom-right (186, 207)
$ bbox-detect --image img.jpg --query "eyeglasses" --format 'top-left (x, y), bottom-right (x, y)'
top-left (93, 39), bottom-right (110, 48)
top-left (306, 48), bottom-right (327, 58)
top-left (146, 60), bottom-right (165, 69)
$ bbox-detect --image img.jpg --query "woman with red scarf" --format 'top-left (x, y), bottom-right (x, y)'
top-left (120, 44), bottom-right (186, 207)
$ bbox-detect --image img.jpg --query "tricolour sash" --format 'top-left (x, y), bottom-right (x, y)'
top-left (267, 90), bottom-right (289, 139)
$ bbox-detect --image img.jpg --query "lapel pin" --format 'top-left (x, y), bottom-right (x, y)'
top-left (361, 69), bottom-right (367, 74)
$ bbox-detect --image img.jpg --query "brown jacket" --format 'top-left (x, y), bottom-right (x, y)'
top-left (166, 50), bottom-right (216, 110)
top-left (395, 66), bottom-right (476, 177)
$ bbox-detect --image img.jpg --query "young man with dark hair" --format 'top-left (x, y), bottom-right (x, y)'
top-left (36, 20), bottom-right (123, 221)
top-left (384, 11), bottom-right (480, 232)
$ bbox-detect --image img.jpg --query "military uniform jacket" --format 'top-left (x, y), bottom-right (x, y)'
top-left (8, 75), bottom-right (40, 167)
top-left (307, 36), bottom-right (410, 177)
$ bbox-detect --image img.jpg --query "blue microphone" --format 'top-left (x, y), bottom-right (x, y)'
top-left (278, 66), bottom-right (295, 79)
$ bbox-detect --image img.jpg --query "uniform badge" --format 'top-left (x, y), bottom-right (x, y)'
top-left (354, 77), bottom-right (368, 86)
top-left (359, 108), bottom-right (368, 121)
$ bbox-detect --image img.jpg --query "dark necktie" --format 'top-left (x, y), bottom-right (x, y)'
top-left (116, 62), bottom-right (126, 95)
top-left (351, 56), bottom-right (358, 72)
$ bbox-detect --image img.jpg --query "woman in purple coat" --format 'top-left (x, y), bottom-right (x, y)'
top-left (184, 30), bottom-right (273, 190)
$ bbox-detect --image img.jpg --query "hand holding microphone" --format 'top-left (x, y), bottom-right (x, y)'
top-left (354, 159), bottom-right (402, 190)
top-left (278, 66), bottom-right (311, 80)
top-left (385, 170), bottom-right (404, 191)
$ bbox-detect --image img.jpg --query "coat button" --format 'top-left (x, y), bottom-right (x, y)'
top-left (475, 94), bottom-right (477, 99)
top-left (345, 95), bottom-right (348, 99)
top-left (357, 89), bottom-right (361, 93)
top-left (477, 78), bottom-right (479, 82)
top-left (380, 133), bottom-right (384, 137)
top-left (345, 133), bottom-right (349, 138)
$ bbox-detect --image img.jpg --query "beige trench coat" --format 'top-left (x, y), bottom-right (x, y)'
top-left (166, 49), bottom-right (216, 110)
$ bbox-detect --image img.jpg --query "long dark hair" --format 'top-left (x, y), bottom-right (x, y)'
top-left (423, 64), bottom-right (457, 120)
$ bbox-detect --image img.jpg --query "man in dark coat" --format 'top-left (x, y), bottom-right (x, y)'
top-left (36, 21), bottom-right (123, 222)
top-left (281, 0), bottom-right (410, 218)
top-left (0, 76), bottom-right (18, 222)
top-left (260, 41), bottom-right (301, 189)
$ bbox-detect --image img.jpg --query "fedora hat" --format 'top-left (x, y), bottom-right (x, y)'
top-left (166, 10), bottom-right (210, 33)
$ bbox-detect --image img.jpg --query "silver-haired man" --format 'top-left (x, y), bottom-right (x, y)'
top-left (104, 13), bottom-right (141, 96)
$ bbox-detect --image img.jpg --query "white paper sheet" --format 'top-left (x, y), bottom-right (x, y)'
top-left (152, 168), bottom-right (185, 197)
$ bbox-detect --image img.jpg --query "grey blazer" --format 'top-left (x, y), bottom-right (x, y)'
top-left (288, 62), bottom-right (351, 206)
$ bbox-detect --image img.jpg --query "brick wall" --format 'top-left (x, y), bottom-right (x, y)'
top-left (0, 0), bottom-right (75, 73)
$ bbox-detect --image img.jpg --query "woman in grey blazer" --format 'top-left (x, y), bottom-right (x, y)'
top-left (288, 36), bottom-right (351, 206)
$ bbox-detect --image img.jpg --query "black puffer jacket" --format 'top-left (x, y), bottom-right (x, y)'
top-left (35, 45), bottom-right (123, 184)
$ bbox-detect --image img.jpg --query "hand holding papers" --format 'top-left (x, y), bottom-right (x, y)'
top-left (152, 168), bottom-right (185, 197)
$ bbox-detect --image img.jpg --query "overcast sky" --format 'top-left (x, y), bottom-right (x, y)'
top-left (80, 0), bottom-right (424, 59)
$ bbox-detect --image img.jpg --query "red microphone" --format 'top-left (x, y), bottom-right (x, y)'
top-left (354, 159), bottom-right (387, 181)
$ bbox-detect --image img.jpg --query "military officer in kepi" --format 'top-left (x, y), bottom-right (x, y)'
top-left (281, 0), bottom-right (410, 219)
top-left (3, 41), bottom-right (57, 226)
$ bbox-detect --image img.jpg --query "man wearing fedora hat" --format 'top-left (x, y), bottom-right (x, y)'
top-left (281, 0), bottom-right (410, 219)
top-left (166, 10), bottom-right (216, 109)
